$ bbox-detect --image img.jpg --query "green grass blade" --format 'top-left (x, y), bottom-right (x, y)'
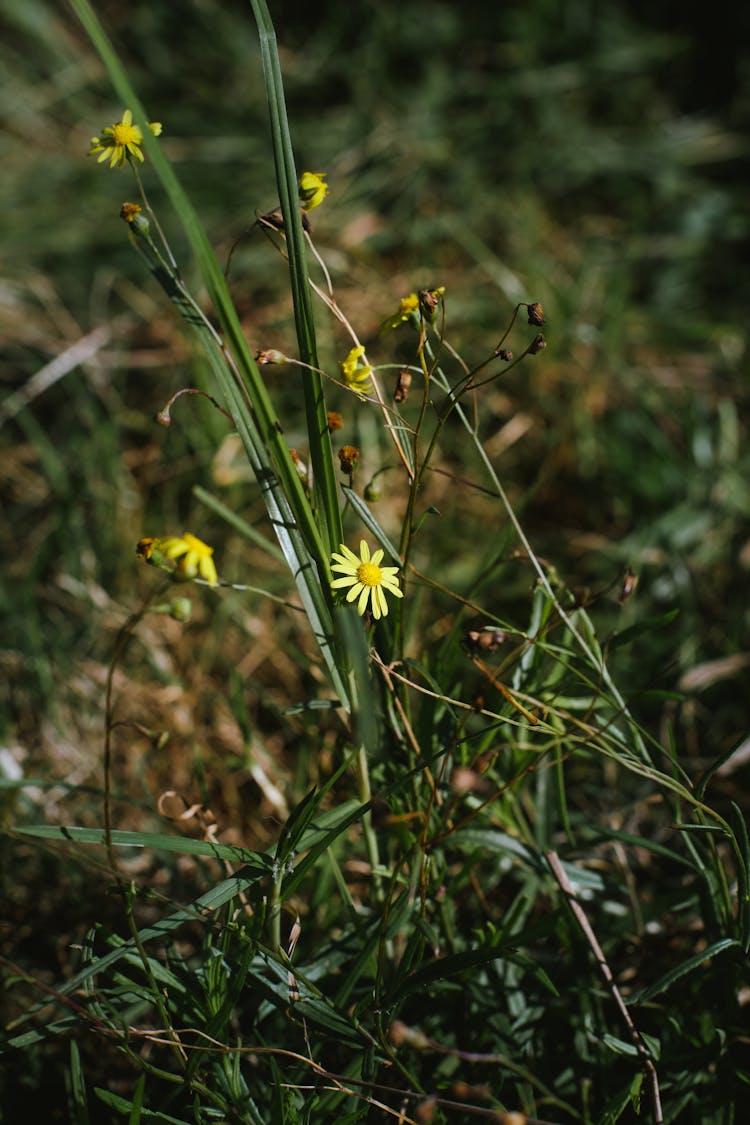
top-left (248, 0), bottom-right (342, 554)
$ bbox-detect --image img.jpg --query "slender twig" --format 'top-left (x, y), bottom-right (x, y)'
top-left (545, 850), bottom-right (663, 1124)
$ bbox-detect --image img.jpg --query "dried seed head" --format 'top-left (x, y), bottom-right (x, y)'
top-left (494, 347), bottom-right (513, 361)
top-left (528, 333), bottom-right (547, 354)
top-left (618, 566), bottom-right (639, 603)
top-left (338, 445), bottom-right (360, 474)
top-left (418, 286), bottom-right (445, 318)
top-left (393, 368), bottom-right (413, 403)
top-left (327, 411), bottom-right (344, 432)
top-left (462, 628), bottom-right (507, 654)
top-left (526, 301), bottom-right (545, 326)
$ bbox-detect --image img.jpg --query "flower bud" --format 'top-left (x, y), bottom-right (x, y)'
top-left (168, 598), bottom-right (193, 622)
top-left (256, 348), bottom-right (291, 365)
top-left (364, 478), bottom-right (382, 502)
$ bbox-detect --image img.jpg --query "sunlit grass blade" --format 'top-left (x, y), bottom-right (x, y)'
top-left (249, 0), bottom-right (343, 555)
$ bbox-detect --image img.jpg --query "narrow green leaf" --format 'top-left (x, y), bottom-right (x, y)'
top-left (16, 825), bottom-right (273, 868)
top-left (67, 1040), bottom-right (90, 1125)
top-left (341, 486), bottom-right (402, 562)
top-left (730, 800), bottom-right (750, 950)
top-left (248, 0), bottom-right (342, 553)
top-left (94, 1089), bottom-right (189, 1124)
top-left (193, 485), bottom-right (285, 562)
top-left (128, 1075), bottom-right (146, 1125)
top-left (629, 937), bottom-right (740, 1004)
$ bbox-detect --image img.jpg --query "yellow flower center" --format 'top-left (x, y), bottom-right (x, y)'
top-left (112, 122), bottom-right (141, 146)
top-left (357, 562), bottom-right (382, 587)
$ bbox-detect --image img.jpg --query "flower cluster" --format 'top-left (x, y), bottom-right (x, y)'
top-left (340, 345), bottom-right (373, 398)
top-left (89, 109), bottom-right (162, 171)
top-left (330, 540), bottom-right (403, 620)
top-left (137, 533), bottom-right (218, 586)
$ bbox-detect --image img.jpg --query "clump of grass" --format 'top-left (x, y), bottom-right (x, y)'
top-left (2, 2), bottom-right (750, 1124)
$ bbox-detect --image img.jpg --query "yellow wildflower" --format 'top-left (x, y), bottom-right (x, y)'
top-left (137, 533), bottom-right (218, 586)
top-left (330, 540), bottom-right (403, 620)
top-left (299, 171), bottom-right (328, 212)
top-left (340, 345), bottom-right (373, 398)
top-left (380, 292), bottom-right (420, 331)
top-left (89, 109), bottom-right (162, 170)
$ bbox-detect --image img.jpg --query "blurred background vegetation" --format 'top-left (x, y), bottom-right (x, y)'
top-left (2, 0), bottom-right (750, 1120)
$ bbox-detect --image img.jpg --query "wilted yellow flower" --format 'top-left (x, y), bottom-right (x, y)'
top-left (380, 292), bottom-right (420, 331)
top-left (340, 345), bottom-right (373, 398)
top-left (89, 109), bottom-right (162, 170)
top-left (299, 171), bottom-right (328, 211)
top-left (330, 540), bottom-right (403, 620)
top-left (137, 533), bottom-right (218, 586)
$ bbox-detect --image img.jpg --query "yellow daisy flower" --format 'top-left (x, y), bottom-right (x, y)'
top-left (299, 171), bottom-right (328, 211)
top-left (138, 533), bottom-right (218, 586)
top-left (88, 109), bottom-right (162, 170)
top-left (340, 345), bottom-right (373, 398)
top-left (330, 540), bottom-right (404, 620)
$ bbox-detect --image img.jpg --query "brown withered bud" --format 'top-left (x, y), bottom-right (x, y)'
top-left (526, 301), bottom-right (545, 326)
top-left (338, 445), bottom-right (360, 474)
top-left (418, 286), bottom-right (445, 319)
top-left (136, 537), bottom-right (157, 561)
top-left (494, 347), bottom-right (513, 361)
top-left (259, 208), bottom-right (284, 231)
top-left (389, 1021), bottom-right (430, 1049)
top-left (528, 333), bottom-right (546, 355)
top-left (327, 411), bottom-right (343, 433)
top-left (462, 627), bottom-right (507, 654)
top-left (256, 348), bottom-right (290, 365)
top-left (393, 368), bottom-right (413, 403)
top-left (618, 566), bottom-right (639, 604)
